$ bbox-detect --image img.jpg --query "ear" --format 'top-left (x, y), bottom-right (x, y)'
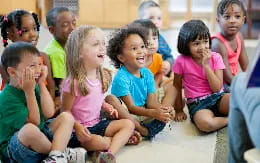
top-left (242, 15), bottom-right (246, 24)
top-left (7, 67), bottom-right (16, 77)
top-left (117, 54), bottom-right (125, 63)
top-left (48, 26), bottom-right (55, 34)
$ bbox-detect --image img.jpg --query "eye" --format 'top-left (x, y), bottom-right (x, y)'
top-left (224, 15), bottom-right (230, 20)
top-left (141, 45), bottom-right (146, 49)
top-left (235, 15), bottom-right (241, 19)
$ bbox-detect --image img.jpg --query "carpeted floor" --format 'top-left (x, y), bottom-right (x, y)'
top-left (214, 127), bottom-right (228, 163)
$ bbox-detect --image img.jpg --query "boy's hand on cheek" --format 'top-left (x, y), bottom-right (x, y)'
top-left (37, 66), bottom-right (48, 85)
top-left (21, 67), bottom-right (36, 93)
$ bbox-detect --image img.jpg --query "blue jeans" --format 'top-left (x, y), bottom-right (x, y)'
top-left (141, 119), bottom-right (166, 140)
top-left (229, 72), bottom-right (260, 163)
top-left (3, 120), bottom-right (54, 163)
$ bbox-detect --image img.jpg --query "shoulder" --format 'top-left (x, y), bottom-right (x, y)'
top-left (44, 40), bottom-right (64, 56)
top-left (113, 67), bottom-right (129, 81)
top-left (211, 36), bottom-right (226, 54)
top-left (154, 53), bottom-right (163, 60)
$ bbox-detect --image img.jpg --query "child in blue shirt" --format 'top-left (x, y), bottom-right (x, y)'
top-left (108, 27), bottom-right (173, 140)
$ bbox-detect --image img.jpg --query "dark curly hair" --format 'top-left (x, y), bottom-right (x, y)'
top-left (217, 0), bottom-right (246, 17)
top-left (0, 9), bottom-right (40, 47)
top-left (107, 27), bottom-right (147, 69)
top-left (177, 20), bottom-right (211, 56)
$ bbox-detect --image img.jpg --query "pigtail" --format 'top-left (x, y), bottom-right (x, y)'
top-left (0, 15), bottom-right (10, 47)
top-left (32, 13), bottom-right (40, 32)
top-left (15, 11), bottom-right (24, 36)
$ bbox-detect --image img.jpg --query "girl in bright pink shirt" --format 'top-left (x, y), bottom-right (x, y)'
top-left (172, 20), bottom-right (230, 132)
top-left (61, 25), bottom-right (135, 163)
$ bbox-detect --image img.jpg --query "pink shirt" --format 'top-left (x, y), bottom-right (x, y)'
top-left (172, 52), bottom-right (225, 98)
top-left (211, 33), bottom-right (241, 76)
top-left (61, 78), bottom-right (104, 127)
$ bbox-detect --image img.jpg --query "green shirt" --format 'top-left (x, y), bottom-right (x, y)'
top-left (0, 84), bottom-right (44, 159)
top-left (44, 39), bottom-right (66, 79)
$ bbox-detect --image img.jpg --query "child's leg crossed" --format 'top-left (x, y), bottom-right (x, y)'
top-left (193, 110), bottom-right (228, 132)
top-left (104, 119), bottom-right (134, 154)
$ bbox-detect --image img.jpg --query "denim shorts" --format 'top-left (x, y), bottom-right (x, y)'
top-left (68, 119), bottom-right (112, 148)
top-left (141, 119), bottom-right (166, 140)
top-left (187, 92), bottom-right (225, 121)
top-left (3, 119), bottom-right (54, 163)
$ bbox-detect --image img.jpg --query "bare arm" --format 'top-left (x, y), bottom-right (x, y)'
top-left (202, 50), bottom-right (223, 92)
top-left (38, 66), bottom-right (55, 118)
top-left (121, 95), bottom-right (170, 122)
top-left (238, 33), bottom-right (249, 71)
top-left (21, 68), bottom-right (40, 125)
top-left (40, 52), bottom-right (55, 99)
top-left (172, 73), bottom-right (183, 113)
top-left (212, 39), bottom-right (233, 84)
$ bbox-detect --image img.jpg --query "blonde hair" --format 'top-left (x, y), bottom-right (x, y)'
top-left (65, 25), bottom-right (112, 96)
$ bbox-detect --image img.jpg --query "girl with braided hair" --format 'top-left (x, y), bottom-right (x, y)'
top-left (0, 9), bottom-right (55, 103)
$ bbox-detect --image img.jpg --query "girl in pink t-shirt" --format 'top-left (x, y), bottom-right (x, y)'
top-left (172, 20), bottom-right (230, 132)
top-left (61, 25), bottom-right (135, 162)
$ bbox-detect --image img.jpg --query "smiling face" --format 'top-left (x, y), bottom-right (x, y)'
top-left (117, 34), bottom-right (147, 73)
top-left (51, 11), bottom-right (76, 46)
top-left (146, 29), bottom-right (159, 56)
top-left (9, 53), bottom-right (42, 86)
top-left (188, 36), bottom-right (210, 60)
top-left (8, 14), bottom-right (39, 46)
top-left (80, 29), bottom-right (106, 69)
top-left (142, 7), bottom-right (162, 29)
top-left (217, 3), bottom-right (245, 36)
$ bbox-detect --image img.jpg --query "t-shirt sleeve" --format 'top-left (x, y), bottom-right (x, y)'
top-left (172, 55), bottom-right (184, 75)
top-left (212, 52), bottom-right (226, 70)
top-left (61, 78), bottom-right (81, 96)
top-left (111, 73), bottom-right (130, 97)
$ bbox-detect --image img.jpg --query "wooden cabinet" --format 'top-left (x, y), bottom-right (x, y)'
top-left (0, 0), bottom-right (37, 15)
top-left (77, 0), bottom-right (169, 28)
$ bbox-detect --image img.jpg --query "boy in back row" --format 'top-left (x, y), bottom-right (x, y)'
top-left (138, 0), bottom-right (174, 75)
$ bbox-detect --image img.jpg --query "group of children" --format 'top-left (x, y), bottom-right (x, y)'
top-left (0, 0), bottom-right (249, 162)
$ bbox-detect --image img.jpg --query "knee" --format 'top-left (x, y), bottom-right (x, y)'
top-left (196, 120), bottom-right (215, 133)
top-left (120, 119), bottom-right (135, 131)
top-left (57, 112), bottom-right (75, 124)
top-left (19, 123), bottom-right (43, 141)
top-left (105, 94), bottom-right (119, 103)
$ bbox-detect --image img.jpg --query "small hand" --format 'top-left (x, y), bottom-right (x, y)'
top-left (201, 48), bottom-right (211, 66)
top-left (20, 67), bottom-right (36, 93)
top-left (161, 61), bottom-right (171, 75)
top-left (37, 65), bottom-right (48, 84)
top-left (75, 124), bottom-right (91, 143)
top-left (102, 102), bottom-right (118, 119)
top-left (152, 108), bottom-right (171, 123)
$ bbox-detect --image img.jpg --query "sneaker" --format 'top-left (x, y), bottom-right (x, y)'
top-left (64, 147), bottom-right (88, 163)
top-left (42, 151), bottom-right (67, 163)
top-left (95, 151), bottom-right (116, 163)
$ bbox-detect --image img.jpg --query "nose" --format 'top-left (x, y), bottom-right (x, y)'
top-left (69, 22), bottom-right (76, 31)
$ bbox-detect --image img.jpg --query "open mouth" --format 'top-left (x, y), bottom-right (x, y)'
top-left (97, 54), bottom-right (105, 58)
top-left (136, 56), bottom-right (145, 64)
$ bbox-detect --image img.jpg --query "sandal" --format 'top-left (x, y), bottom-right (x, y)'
top-left (127, 130), bottom-right (142, 145)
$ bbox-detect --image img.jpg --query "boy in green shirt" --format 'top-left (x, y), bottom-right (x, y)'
top-left (44, 7), bottom-right (76, 96)
top-left (0, 42), bottom-right (87, 162)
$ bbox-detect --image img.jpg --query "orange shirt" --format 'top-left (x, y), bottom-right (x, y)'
top-left (148, 53), bottom-right (163, 75)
